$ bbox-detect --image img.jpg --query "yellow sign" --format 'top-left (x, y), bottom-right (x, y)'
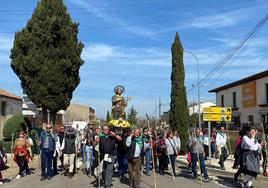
top-left (242, 81), bottom-right (256, 108)
top-left (203, 107), bottom-right (232, 115)
top-left (203, 114), bottom-right (231, 122)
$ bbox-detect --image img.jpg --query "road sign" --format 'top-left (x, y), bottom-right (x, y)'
top-left (203, 114), bottom-right (231, 122)
top-left (203, 107), bottom-right (232, 115)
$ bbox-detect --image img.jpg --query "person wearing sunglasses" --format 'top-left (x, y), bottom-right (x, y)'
top-left (39, 124), bottom-right (58, 181)
top-left (13, 131), bottom-right (31, 179)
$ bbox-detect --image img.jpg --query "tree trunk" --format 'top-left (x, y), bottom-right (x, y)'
top-left (42, 106), bottom-right (48, 129)
top-left (50, 111), bottom-right (57, 131)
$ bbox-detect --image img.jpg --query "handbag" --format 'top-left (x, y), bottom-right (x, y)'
top-left (187, 152), bottom-right (192, 164)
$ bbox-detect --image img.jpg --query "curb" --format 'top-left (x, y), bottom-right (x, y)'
top-left (176, 159), bottom-right (268, 182)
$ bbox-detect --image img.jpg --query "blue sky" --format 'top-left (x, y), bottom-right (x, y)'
top-left (0, 0), bottom-right (268, 118)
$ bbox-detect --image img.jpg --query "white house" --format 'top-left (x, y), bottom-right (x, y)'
top-left (189, 102), bottom-right (216, 116)
top-left (209, 70), bottom-right (268, 128)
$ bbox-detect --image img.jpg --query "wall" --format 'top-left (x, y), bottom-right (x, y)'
top-left (215, 76), bottom-right (268, 126)
top-left (0, 97), bottom-right (22, 139)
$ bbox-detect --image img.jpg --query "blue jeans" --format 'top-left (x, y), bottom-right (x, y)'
top-left (85, 145), bottom-right (93, 172)
top-left (117, 152), bottom-right (128, 176)
top-left (191, 153), bottom-right (209, 179)
top-left (211, 143), bottom-right (216, 156)
top-left (169, 154), bottom-right (176, 176)
top-left (144, 149), bottom-right (151, 175)
top-left (81, 144), bottom-right (85, 161)
top-left (41, 149), bottom-right (54, 177)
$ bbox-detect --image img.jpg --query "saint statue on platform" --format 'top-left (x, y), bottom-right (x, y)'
top-left (112, 85), bottom-right (127, 120)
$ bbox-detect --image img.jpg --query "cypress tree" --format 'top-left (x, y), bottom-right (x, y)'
top-left (106, 110), bottom-right (111, 123)
top-left (169, 32), bottom-right (188, 153)
top-left (10, 0), bottom-right (84, 125)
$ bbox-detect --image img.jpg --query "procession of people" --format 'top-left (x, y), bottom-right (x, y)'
top-left (0, 86), bottom-right (267, 188)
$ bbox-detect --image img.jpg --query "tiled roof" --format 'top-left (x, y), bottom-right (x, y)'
top-left (0, 89), bottom-right (22, 101)
top-left (209, 70), bottom-right (268, 93)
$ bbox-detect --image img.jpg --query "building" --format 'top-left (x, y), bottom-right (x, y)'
top-left (64, 104), bottom-right (95, 124)
top-left (188, 102), bottom-right (216, 116)
top-left (22, 96), bottom-right (64, 129)
top-left (209, 70), bottom-right (268, 128)
top-left (0, 89), bottom-right (22, 138)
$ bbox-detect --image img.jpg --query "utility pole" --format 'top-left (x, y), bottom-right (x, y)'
top-left (159, 98), bottom-right (161, 120)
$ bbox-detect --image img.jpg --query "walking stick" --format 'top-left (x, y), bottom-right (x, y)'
top-left (75, 147), bottom-right (78, 179)
top-left (167, 154), bottom-right (175, 180)
top-left (9, 132), bottom-right (14, 180)
top-left (97, 144), bottom-right (101, 188)
top-left (226, 123), bottom-right (232, 159)
top-left (150, 136), bottom-right (157, 188)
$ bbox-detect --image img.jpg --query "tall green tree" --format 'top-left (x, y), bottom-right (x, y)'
top-left (127, 106), bottom-right (138, 126)
top-left (10, 0), bottom-right (84, 125)
top-left (106, 110), bottom-right (111, 123)
top-left (169, 32), bottom-right (188, 153)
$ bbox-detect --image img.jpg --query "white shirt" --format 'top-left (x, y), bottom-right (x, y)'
top-left (174, 136), bottom-right (181, 152)
top-left (165, 138), bottom-right (177, 155)
top-left (216, 132), bottom-right (227, 147)
top-left (203, 135), bottom-right (209, 146)
top-left (126, 135), bottom-right (141, 157)
top-left (241, 135), bottom-right (261, 151)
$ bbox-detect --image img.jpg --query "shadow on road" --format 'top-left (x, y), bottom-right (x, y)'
top-left (216, 175), bottom-right (241, 188)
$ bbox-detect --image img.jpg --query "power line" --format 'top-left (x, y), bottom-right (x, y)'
top-left (187, 13), bottom-right (268, 94)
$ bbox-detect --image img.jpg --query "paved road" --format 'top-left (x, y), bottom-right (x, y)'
top-left (2, 164), bottom-right (267, 188)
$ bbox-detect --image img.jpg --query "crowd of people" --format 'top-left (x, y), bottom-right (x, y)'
top-left (0, 122), bottom-right (267, 188)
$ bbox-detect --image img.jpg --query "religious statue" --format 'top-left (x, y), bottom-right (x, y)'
top-left (112, 85), bottom-right (127, 120)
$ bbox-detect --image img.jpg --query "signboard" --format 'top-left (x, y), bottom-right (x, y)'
top-left (203, 106), bottom-right (232, 122)
top-left (203, 114), bottom-right (231, 122)
top-left (203, 107), bottom-right (232, 115)
top-left (242, 81), bottom-right (256, 108)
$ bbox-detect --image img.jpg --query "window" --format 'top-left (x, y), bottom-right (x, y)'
top-left (266, 83), bottom-right (268, 104)
top-left (221, 95), bottom-right (224, 107)
top-left (248, 115), bottom-right (253, 123)
top-left (233, 92), bottom-right (237, 108)
top-left (1, 101), bottom-right (7, 116)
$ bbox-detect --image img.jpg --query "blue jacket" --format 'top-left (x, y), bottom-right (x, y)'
top-left (40, 131), bottom-right (57, 152)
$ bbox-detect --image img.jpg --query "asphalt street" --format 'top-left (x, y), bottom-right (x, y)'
top-left (2, 164), bottom-right (267, 188)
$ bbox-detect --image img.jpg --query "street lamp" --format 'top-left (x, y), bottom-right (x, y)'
top-left (184, 50), bottom-right (201, 129)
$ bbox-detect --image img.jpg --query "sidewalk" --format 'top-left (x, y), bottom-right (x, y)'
top-left (176, 154), bottom-right (268, 181)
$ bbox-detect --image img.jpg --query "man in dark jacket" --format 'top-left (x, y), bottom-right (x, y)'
top-left (60, 127), bottom-right (78, 178)
top-left (98, 125), bottom-right (122, 188)
top-left (126, 128), bottom-right (143, 188)
top-left (40, 124), bottom-right (58, 181)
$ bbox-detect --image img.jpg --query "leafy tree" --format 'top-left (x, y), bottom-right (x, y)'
top-left (3, 113), bottom-right (27, 140)
top-left (127, 106), bottom-right (138, 126)
top-left (10, 0), bottom-right (84, 125)
top-left (169, 32), bottom-right (189, 153)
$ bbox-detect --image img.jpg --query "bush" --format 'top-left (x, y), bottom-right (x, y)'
top-left (3, 113), bottom-right (26, 141)
top-left (0, 140), bottom-right (12, 153)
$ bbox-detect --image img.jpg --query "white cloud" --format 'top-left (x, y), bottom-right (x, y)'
top-left (82, 43), bottom-right (171, 66)
top-left (67, 0), bottom-right (155, 37)
top-left (0, 36), bottom-right (13, 51)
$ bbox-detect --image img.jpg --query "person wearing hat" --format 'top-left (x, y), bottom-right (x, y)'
top-left (60, 126), bottom-right (78, 178)
top-left (112, 85), bottom-right (127, 120)
top-left (216, 126), bottom-right (228, 170)
top-left (83, 121), bottom-right (96, 175)
top-left (240, 126), bottom-right (261, 188)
